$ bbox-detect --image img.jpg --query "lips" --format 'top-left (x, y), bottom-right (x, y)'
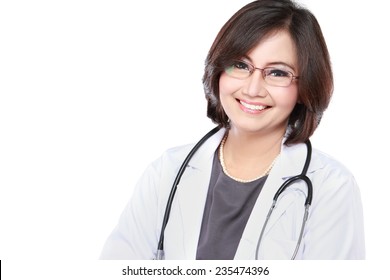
top-left (238, 99), bottom-right (270, 113)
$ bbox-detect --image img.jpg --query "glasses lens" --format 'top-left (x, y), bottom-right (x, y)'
top-left (224, 61), bottom-right (251, 79)
top-left (263, 68), bottom-right (292, 87)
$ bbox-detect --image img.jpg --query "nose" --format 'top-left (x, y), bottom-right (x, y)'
top-left (242, 69), bottom-right (268, 97)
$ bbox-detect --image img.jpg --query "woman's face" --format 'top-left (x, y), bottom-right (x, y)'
top-left (219, 30), bottom-right (299, 137)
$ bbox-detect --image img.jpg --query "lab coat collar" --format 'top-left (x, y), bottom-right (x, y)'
top-left (279, 142), bottom-right (311, 177)
top-left (185, 127), bottom-right (226, 171)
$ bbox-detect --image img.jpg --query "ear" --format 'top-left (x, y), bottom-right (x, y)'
top-left (296, 95), bottom-right (303, 104)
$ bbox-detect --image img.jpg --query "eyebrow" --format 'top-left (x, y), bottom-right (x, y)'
top-left (267, 61), bottom-right (297, 72)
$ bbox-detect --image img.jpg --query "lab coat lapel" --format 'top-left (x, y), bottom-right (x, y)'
top-left (175, 128), bottom-right (226, 259)
top-left (234, 142), bottom-right (310, 259)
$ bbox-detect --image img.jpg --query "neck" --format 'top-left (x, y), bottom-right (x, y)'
top-left (220, 127), bottom-right (284, 181)
top-left (226, 127), bottom-right (284, 160)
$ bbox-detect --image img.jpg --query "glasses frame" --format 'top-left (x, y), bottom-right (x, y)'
top-left (224, 60), bottom-right (299, 87)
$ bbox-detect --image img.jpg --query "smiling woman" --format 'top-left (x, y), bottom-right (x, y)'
top-left (218, 31), bottom-right (300, 147)
top-left (99, 0), bottom-right (365, 260)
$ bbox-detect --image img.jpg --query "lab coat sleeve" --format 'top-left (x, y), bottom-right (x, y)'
top-left (99, 158), bottom-right (164, 260)
top-left (303, 163), bottom-right (365, 259)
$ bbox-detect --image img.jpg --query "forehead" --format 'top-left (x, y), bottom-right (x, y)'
top-left (246, 30), bottom-right (298, 71)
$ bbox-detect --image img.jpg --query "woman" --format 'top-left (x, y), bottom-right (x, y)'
top-left (100, 0), bottom-right (365, 259)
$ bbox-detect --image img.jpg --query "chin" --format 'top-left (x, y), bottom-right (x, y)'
top-left (230, 121), bottom-right (268, 134)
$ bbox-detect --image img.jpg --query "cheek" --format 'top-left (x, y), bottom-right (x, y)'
top-left (219, 73), bottom-right (241, 97)
top-left (273, 87), bottom-right (299, 110)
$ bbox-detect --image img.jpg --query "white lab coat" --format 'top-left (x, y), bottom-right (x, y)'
top-left (100, 128), bottom-right (365, 260)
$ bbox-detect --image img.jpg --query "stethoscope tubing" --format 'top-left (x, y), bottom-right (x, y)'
top-left (255, 140), bottom-right (312, 259)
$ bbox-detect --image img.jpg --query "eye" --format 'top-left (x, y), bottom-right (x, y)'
top-left (265, 68), bottom-right (291, 77)
top-left (224, 60), bottom-right (253, 79)
top-left (233, 61), bottom-right (250, 71)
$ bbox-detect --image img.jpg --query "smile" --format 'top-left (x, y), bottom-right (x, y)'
top-left (238, 100), bottom-right (270, 113)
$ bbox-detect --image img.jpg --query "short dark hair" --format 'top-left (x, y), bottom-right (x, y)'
top-left (203, 0), bottom-right (333, 145)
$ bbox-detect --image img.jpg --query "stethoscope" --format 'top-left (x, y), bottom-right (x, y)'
top-left (156, 126), bottom-right (313, 260)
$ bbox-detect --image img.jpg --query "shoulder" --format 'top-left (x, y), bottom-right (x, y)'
top-left (281, 142), bottom-right (358, 192)
top-left (152, 127), bottom-right (226, 172)
top-left (308, 147), bottom-right (360, 204)
top-left (146, 143), bottom-right (196, 178)
top-left (160, 143), bottom-right (195, 164)
top-left (310, 148), bottom-right (354, 180)
top-left (280, 142), bottom-right (353, 181)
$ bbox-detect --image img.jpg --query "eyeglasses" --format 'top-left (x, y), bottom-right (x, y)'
top-left (224, 60), bottom-right (299, 87)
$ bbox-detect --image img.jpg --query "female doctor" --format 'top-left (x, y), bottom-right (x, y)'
top-left (100, 0), bottom-right (365, 260)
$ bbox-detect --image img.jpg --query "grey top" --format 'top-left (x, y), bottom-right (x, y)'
top-left (196, 151), bottom-right (267, 260)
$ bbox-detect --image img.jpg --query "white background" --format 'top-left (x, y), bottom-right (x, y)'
top-left (0, 0), bottom-right (389, 269)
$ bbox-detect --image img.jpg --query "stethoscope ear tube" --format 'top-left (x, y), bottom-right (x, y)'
top-left (156, 126), bottom-right (221, 259)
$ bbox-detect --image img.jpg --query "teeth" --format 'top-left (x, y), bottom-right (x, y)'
top-left (240, 101), bottom-right (267, 111)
